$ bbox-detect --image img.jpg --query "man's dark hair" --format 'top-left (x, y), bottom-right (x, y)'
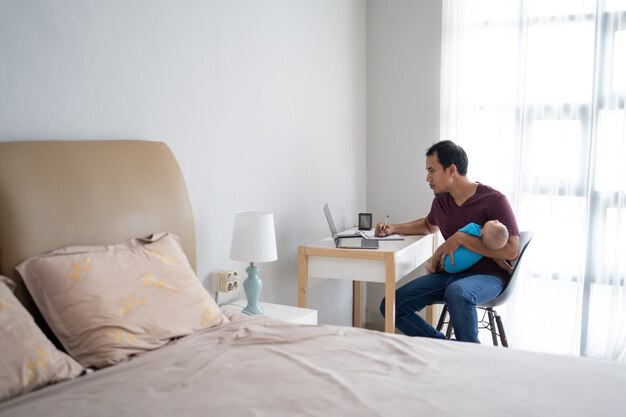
top-left (425, 140), bottom-right (468, 175)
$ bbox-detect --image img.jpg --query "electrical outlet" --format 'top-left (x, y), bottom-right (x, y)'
top-left (211, 270), bottom-right (241, 305)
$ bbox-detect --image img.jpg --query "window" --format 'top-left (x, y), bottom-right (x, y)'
top-left (441, 0), bottom-right (626, 359)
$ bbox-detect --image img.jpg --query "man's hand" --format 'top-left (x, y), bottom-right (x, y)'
top-left (494, 258), bottom-right (513, 275)
top-left (375, 217), bottom-right (438, 237)
top-left (432, 231), bottom-right (466, 267)
top-left (375, 221), bottom-right (396, 237)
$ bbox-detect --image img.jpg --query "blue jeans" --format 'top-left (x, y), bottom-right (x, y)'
top-left (379, 272), bottom-right (505, 343)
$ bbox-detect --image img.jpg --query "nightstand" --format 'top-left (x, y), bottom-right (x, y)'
top-left (221, 301), bottom-right (318, 324)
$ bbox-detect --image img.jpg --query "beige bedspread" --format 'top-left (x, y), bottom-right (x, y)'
top-left (1, 312), bottom-right (625, 417)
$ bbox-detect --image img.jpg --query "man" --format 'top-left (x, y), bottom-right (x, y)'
top-left (376, 140), bottom-right (519, 343)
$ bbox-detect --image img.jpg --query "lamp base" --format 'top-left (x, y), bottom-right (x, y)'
top-left (242, 303), bottom-right (264, 315)
top-left (242, 264), bottom-right (264, 315)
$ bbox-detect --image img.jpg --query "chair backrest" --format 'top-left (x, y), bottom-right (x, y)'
top-left (480, 231), bottom-right (533, 308)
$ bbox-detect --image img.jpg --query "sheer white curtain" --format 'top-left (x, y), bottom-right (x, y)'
top-left (441, 0), bottom-right (626, 360)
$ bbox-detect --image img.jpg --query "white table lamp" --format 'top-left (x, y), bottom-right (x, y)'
top-left (229, 211), bottom-right (277, 315)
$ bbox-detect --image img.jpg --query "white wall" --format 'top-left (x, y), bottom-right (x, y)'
top-left (365, 0), bottom-right (442, 327)
top-left (0, 0), bottom-right (366, 325)
top-left (0, 0), bottom-right (442, 328)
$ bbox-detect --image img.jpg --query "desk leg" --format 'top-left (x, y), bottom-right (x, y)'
top-left (297, 247), bottom-right (308, 308)
top-left (384, 253), bottom-right (396, 333)
top-left (353, 281), bottom-right (362, 328)
top-left (425, 305), bottom-right (435, 325)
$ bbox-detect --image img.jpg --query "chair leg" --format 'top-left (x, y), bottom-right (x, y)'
top-left (486, 308), bottom-right (499, 346)
top-left (495, 313), bottom-right (508, 347)
top-left (445, 322), bottom-right (453, 339)
top-left (435, 305), bottom-right (454, 339)
top-left (436, 305), bottom-right (448, 332)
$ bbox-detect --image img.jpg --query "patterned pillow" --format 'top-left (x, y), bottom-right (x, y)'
top-left (16, 233), bottom-right (227, 368)
top-left (0, 276), bottom-right (84, 402)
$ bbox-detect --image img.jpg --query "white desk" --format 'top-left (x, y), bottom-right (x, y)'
top-left (297, 230), bottom-right (433, 333)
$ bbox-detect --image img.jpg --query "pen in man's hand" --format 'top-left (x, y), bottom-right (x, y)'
top-left (382, 215), bottom-right (389, 233)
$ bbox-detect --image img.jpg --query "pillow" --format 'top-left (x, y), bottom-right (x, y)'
top-left (0, 275), bottom-right (84, 403)
top-left (16, 233), bottom-right (227, 368)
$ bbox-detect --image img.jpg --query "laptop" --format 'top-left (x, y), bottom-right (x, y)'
top-left (323, 203), bottom-right (379, 249)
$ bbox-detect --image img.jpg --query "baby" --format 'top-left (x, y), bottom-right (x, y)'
top-left (443, 220), bottom-right (512, 274)
top-left (481, 220), bottom-right (509, 249)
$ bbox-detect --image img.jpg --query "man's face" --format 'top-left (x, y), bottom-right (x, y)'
top-left (425, 153), bottom-right (452, 195)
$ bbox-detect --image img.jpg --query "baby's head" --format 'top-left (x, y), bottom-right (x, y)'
top-left (481, 220), bottom-right (509, 250)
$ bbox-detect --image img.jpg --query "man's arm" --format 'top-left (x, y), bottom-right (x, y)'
top-left (494, 258), bottom-right (514, 275)
top-left (375, 217), bottom-right (439, 237)
top-left (433, 233), bottom-right (520, 269)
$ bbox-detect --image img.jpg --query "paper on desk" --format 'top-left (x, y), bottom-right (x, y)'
top-left (357, 230), bottom-right (404, 241)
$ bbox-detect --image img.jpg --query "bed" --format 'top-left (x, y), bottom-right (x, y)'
top-left (1, 140), bottom-right (625, 417)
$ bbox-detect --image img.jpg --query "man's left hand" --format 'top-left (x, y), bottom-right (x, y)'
top-left (433, 231), bottom-right (466, 268)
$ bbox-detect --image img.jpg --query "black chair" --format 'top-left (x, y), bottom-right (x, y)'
top-left (435, 231), bottom-right (533, 347)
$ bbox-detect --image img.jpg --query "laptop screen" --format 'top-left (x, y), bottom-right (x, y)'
top-left (323, 203), bottom-right (378, 249)
top-left (323, 203), bottom-right (339, 240)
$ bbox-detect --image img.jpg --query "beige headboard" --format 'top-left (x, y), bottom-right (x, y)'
top-left (0, 140), bottom-right (196, 323)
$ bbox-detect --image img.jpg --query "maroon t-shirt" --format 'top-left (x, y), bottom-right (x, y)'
top-left (426, 183), bottom-right (519, 282)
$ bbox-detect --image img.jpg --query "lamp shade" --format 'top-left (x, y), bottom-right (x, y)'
top-left (229, 211), bottom-right (277, 263)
